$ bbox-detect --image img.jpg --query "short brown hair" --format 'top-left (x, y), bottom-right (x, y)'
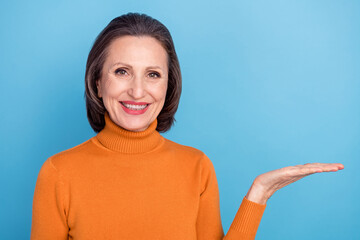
top-left (84, 12), bottom-right (182, 133)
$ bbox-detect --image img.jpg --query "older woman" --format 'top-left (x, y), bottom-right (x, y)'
top-left (30, 13), bottom-right (344, 240)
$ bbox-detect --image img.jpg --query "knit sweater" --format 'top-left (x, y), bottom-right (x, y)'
top-left (31, 112), bottom-right (266, 240)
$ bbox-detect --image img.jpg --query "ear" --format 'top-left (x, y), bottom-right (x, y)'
top-left (96, 80), bottom-right (102, 98)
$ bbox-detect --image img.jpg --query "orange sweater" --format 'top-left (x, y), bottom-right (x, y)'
top-left (31, 112), bottom-right (266, 240)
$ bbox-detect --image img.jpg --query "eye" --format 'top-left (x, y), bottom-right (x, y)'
top-left (148, 72), bottom-right (161, 78)
top-left (114, 68), bottom-right (128, 75)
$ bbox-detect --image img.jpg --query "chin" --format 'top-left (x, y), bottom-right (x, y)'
top-left (121, 120), bottom-right (149, 132)
top-left (126, 126), bottom-right (147, 132)
top-left (111, 111), bottom-right (153, 132)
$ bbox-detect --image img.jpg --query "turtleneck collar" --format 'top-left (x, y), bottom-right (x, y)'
top-left (95, 112), bottom-right (162, 154)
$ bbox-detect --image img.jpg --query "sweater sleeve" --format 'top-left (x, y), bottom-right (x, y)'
top-left (30, 157), bottom-right (69, 240)
top-left (196, 154), bottom-right (266, 240)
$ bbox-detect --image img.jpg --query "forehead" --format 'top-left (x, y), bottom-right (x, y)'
top-left (105, 35), bottom-right (168, 69)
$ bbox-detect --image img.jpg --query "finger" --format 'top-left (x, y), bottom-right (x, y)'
top-left (291, 165), bottom-right (338, 176)
top-left (300, 163), bottom-right (344, 171)
top-left (309, 166), bottom-right (342, 173)
top-left (303, 166), bottom-right (337, 173)
top-left (287, 166), bottom-right (321, 176)
top-left (315, 163), bottom-right (344, 172)
top-left (303, 167), bottom-right (323, 174)
top-left (292, 165), bottom-right (323, 173)
top-left (303, 162), bottom-right (343, 167)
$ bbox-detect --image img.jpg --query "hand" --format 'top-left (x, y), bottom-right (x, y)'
top-left (245, 163), bottom-right (344, 205)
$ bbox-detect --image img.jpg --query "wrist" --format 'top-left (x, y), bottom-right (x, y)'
top-left (245, 181), bottom-right (272, 205)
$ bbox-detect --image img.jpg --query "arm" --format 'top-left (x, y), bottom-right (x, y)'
top-left (196, 154), bottom-right (266, 240)
top-left (195, 157), bottom-right (344, 240)
top-left (30, 157), bottom-right (69, 240)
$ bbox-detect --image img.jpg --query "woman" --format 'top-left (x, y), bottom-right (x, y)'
top-left (30, 13), bottom-right (344, 240)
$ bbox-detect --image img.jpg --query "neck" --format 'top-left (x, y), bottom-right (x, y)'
top-left (96, 112), bottom-right (162, 154)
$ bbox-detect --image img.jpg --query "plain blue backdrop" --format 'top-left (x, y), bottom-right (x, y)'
top-left (0, 0), bottom-right (359, 239)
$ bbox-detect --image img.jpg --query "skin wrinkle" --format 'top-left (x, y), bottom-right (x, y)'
top-left (96, 35), bottom-right (168, 132)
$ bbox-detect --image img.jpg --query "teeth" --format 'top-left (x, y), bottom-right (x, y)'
top-left (122, 102), bottom-right (148, 110)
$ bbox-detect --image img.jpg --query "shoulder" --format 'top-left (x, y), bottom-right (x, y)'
top-left (163, 137), bottom-right (204, 156)
top-left (43, 137), bottom-right (96, 172)
top-left (162, 138), bottom-right (219, 191)
top-left (162, 137), bottom-right (213, 166)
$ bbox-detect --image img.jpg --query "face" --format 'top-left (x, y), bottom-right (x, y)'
top-left (96, 35), bottom-right (168, 132)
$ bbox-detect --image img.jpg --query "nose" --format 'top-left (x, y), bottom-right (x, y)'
top-left (127, 75), bottom-right (145, 99)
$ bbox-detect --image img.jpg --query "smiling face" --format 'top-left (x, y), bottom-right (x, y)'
top-left (96, 35), bottom-right (169, 132)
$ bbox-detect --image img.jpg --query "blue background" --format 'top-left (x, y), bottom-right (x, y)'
top-left (1, 0), bottom-right (359, 239)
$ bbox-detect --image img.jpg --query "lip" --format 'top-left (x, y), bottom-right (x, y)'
top-left (120, 101), bottom-right (150, 115)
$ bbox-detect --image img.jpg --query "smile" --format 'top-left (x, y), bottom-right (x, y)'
top-left (120, 101), bottom-right (150, 115)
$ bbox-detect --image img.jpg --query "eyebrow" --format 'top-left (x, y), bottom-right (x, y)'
top-left (110, 61), bottom-right (163, 71)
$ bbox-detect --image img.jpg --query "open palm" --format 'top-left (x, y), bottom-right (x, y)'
top-left (246, 163), bottom-right (344, 204)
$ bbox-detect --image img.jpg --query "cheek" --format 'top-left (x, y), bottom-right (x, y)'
top-left (158, 84), bottom-right (168, 110)
top-left (101, 78), bottom-right (126, 98)
top-left (159, 81), bottom-right (168, 100)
